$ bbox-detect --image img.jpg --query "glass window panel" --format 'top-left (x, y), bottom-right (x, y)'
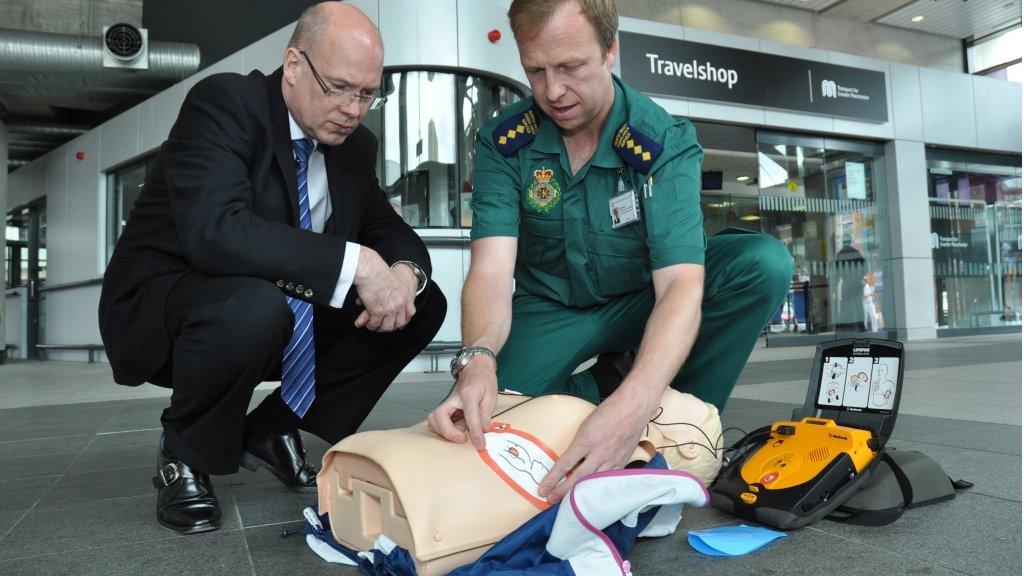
top-left (380, 71), bottom-right (459, 228)
top-left (106, 173), bottom-right (119, 259)
top-left (37, 248), bottom-right (46, 283)
top-left (106, 158), bottom-right (152, 260)
top-left (19, 247), bottom-right (29, 288)
top-left (5, 210), bottom-right (29, 288)
top-left (694, 122), bottom-right (760, 237)
top-left (458, 76), bottom-right (522, 228)
top-left (967, 24), bottom-right (1022, 79)
top-left (367, 70), bottom-right (523, 229)
top-left (5, 214), bottom-right (15, 288)
top-left (36, 206), bottom-right (46, 285)
top-left (983, 61), bottom-right (1023, 83)
top-left (120, 165), bottom-right (147, 217)
top-left (4, 245), bottom-right (14, 288)
top-left (928, 152), bottom-right (1022, 329)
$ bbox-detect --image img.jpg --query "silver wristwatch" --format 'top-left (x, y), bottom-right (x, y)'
top-left (450, 346), bottom-right (496, 379)
top-left (393, 260), bottom-right (428, 293)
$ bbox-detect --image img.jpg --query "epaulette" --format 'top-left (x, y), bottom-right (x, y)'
top-left (613, 122), bottom-right (663, 174)
top-left (493, 107), bottom-right (539, 157)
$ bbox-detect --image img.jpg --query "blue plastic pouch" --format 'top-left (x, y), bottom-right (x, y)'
top-left (687, 524), bottom-right (786, 556)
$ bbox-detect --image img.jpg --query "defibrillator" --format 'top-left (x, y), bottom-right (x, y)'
top-left (710, 338), bottom-right (905, 529)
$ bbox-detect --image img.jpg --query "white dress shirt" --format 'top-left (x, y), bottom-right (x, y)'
top-left (289, 113), bottom-right (359, 308)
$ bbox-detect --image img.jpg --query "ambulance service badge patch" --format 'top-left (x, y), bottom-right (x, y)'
top-left (526, 167), bottom-right (561, 212)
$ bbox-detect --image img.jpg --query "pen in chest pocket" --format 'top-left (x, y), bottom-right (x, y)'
top-left (642, 176), bottom-right (654, 199)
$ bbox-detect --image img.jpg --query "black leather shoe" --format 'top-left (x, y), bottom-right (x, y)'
top-left (153, 449), bottom-right (222, 535)
top-left (588, 350), bottom-right (637, 400)
top-left (239, 421), bottom-right (317, 492)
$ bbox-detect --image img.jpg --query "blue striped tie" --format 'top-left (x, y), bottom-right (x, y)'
top-left (281, 138), bottom-right (316, 417)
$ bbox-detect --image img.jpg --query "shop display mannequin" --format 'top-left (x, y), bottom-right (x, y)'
top-left (316, 389), bottom-right (722, 576)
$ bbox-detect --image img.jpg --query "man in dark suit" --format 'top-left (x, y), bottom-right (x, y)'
top-left (98, 1), bottom-right (445, 535)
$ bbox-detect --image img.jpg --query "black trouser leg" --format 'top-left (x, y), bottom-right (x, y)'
top-left (158, 274), bottom-right (293, 475)
top-left (247, 281), bottom-right (447, 444)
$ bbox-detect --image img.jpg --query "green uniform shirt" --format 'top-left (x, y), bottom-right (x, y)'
top-left (471, 76), bottom-right (705, 308)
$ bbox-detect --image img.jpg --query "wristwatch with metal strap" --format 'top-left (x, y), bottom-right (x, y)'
top-left (450, 346), bottom-right (496, 379)
top-left (393, 260), bottom-right (428, 294)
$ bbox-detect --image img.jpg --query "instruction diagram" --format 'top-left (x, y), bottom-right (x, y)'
top-left (817, 354), bottom-right (900, 412)
top-left (869, 358), bottom-right (898, 410)
top-left (841, 356), bottom-right (873, 408)
top-left (817, 358), bottom-right (847, 405)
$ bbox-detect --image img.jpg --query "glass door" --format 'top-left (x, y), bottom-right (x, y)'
top-left (994, 202), bottom-right (1022, 323)
top-left (5, 200), bottom-right (46, 357)
top-left (821, 140), bottom-right (890, 334)
top-left (756, 132), bottom-right (889, 337)
top-left (757, 134), bottom-right (827, 334)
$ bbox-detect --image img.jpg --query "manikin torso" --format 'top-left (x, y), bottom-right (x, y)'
top-left (315, 389), bottom-right (722, 576)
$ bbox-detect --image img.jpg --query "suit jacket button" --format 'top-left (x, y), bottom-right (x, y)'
top-left (304, 288), bottom-right (314, 298)
top-left (285, 282), bottom-right (294, 291)
top-left (295, 285), bottom-right (304, 294)
top-left (276, 280), bottom-right (285, 288)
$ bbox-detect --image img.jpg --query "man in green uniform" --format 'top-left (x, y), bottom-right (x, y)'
top-left (427, 0), bottom-right (792, 502)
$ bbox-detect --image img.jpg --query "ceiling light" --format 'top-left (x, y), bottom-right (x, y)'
top-left (739, 215), bottom-right (761, 221)
top-left (736, 175), bottom-right (750, 182)
top-left (911, 15), bottom-right (924, 23)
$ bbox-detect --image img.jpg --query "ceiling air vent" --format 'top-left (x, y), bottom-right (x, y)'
top-left (102, 23), bottom-right (149, 70)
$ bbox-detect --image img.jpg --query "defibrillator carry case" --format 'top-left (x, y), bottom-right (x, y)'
top-left (711, 338), bottom-right (971, 529)
top-left (826, 448), bottom-right (972, 527)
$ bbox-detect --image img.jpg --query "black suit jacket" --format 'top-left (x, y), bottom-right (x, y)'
top-left (99, 68), bottom-right (430, 386)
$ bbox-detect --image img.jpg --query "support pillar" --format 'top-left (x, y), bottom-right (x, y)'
top-left (884, 139), bottom-right (938, 341)
top-left (0, 119), bottom-right (8, 361)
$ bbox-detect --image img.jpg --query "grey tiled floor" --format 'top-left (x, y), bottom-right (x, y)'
top-left (0, 334), bottom-right (1020, 576)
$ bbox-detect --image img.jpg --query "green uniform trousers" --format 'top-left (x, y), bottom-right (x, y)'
top-left (495, 229), bottom-right (793, 411)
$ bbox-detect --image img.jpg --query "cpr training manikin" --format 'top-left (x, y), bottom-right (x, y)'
top-left (314, 388), bottom-right (723, 575)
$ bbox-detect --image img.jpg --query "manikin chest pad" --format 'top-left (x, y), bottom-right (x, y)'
top-left (316, 389), bottom-right (722, 576)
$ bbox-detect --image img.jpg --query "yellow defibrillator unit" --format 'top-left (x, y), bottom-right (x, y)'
top-left (711, 338), bottom-right (904, 529)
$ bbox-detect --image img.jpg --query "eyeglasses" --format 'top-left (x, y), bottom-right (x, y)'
top-left (300, 51), bottom-right (387, 110)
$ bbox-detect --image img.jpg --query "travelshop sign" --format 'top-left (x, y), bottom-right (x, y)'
top-left (619, 31), bottom-right (888, 123)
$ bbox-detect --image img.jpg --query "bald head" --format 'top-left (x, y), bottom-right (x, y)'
top-left (289, 1), bottom-right (382, 58)
top-left (282, 1), bottom-right (385, 146)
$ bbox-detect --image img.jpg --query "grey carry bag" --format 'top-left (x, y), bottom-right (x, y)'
top-left (826, 449), bottom-right (973, 526)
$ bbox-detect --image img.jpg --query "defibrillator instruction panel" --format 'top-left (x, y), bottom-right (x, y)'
top-left (816, 354), bottom-right (900, 414)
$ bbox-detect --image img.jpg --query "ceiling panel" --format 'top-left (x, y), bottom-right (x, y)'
top-left (821, 0), bottom-right (916, 23)
top-left (748, 0), bottom-right (847, 12)
top-left (751, 0), bottom-right (1021, 40)
top-left (876, 0), bottom-right (1023, 39)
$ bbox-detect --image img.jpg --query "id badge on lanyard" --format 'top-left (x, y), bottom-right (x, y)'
top-left (609, 172), bottom-right (641, 229)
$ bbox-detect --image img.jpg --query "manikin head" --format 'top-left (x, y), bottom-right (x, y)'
top-left (281, 1), bottom-right (385, 146)
top-left (643, 389), bottom-right (723, 485)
